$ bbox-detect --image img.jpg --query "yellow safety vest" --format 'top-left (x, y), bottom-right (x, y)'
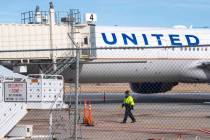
top-left (123, 95), bottom-right (135, 106)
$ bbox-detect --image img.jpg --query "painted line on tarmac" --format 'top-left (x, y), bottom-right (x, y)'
top-left (199, 129), bottom-right (210, 135)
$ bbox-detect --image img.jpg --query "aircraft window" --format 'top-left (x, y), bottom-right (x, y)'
top-left (189, 48), bottom-right (191, 51)
top-left (197, 48), bottom-right (199, 51)
top-left (180, 48), bottom-right (183, 51)
top-left (172, 48), bottom-right (174, 51)
top-left (185, 47), bottom-right (187, 51)
top-left (205, 48), bottom-right (208, 51)
top-left (193, 48), bottom-right (195, 51)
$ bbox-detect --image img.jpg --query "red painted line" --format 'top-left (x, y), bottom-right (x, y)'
top-left (199, 129), bottom-right (210, 134)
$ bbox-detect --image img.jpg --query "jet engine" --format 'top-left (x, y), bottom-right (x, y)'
top-left (130, 82), bottom-right (178, 94)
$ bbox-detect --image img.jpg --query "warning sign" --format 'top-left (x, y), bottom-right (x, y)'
top-left (4, 82), bottom-right (27, 102)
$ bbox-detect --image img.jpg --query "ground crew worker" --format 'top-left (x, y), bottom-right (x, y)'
top-left (121, 90), bottom-right (136, 123)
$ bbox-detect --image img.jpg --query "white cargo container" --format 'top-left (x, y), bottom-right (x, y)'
top-left (27, 74), bottom-right (64, 103)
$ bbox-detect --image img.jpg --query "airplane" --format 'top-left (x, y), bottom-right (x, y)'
top-left (0, 3), bottom-right (210, 95)
top-left (62, 26), bottom-right (210, 94)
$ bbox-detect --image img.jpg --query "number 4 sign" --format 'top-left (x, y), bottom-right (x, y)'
top-left (85, 13), bottom-right (97, 23)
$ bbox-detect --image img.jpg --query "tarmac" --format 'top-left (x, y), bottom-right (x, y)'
top-left (18, 93), bottom-right (210, 140)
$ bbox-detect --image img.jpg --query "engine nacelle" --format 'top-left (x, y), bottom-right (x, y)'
top-left (130, 82), bottom-right (178, 94)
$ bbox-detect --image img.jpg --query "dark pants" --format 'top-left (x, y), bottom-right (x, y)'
top-left (123, 106), bottom-right (136, 123)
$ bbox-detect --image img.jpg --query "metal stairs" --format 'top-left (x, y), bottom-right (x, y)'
top-left (44, 31), bottom-right (79, 75)
top-left (44, 57), bottom-right (77, 75)
top-left (43, 21), bottom-right (93, 75)
top-left (0, 102), bottom-right (28, 139)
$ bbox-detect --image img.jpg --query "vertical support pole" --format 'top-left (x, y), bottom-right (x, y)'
top-left (74, 46), bottom-right (80, 140)
top-left (53, 58), bottom-right (57, 72)
top-left (69, 10), bottom-right (75, 57)
top-left (49, 1), bottom-right (57, 71)
top-left (49, 111), bottom-right (53, 140)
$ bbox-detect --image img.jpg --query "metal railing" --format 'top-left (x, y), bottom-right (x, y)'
top-left (21, 9), bottom-right (81, 25)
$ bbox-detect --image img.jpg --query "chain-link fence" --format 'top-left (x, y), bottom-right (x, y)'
top-left (18, 83), bottom-right (210, 140)
top-left (0, 46), bottom-right (209, 140)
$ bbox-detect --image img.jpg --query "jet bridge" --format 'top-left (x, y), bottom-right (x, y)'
top-left (0, 23), bottom-right (95, 60)
top-left (0, 3), bottom-right (96, 75)
top-left (0, 71), bottom-right (67, 139)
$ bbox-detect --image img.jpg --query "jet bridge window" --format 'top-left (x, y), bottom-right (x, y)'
top-left (84, 37), bottom-right (88, 45)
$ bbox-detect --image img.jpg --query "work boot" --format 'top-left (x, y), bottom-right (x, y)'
top-left (131, 120), bottom-right (136, 123)
top-left (121, 121), bottom-right (126, 124)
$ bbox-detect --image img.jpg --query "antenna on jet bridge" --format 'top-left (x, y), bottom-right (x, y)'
top-left (49, 0), bottom-right (54, 8)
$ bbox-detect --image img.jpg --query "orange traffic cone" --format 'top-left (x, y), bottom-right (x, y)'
top-left (87, 101), bottom-right (94, 126)
top-left (83, 97), bottom-right (88, 124)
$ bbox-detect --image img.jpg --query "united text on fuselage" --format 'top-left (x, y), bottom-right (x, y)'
top-left (101, 33), bottom-right (200, 47)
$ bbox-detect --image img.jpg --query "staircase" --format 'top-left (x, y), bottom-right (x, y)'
top-left (44, 31), bottom-right (79, 75)
top-left (0, 102), bottom-right (27, 139)
top-left (43, 21), bottom-right (93, 75)
top-left (44, 57), bottom-right (77, 75)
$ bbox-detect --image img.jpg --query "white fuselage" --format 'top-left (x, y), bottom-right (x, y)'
top-left (95, 26), bottom-right (210, 60)
top-left (64, 26), bottom-right (210, 83)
